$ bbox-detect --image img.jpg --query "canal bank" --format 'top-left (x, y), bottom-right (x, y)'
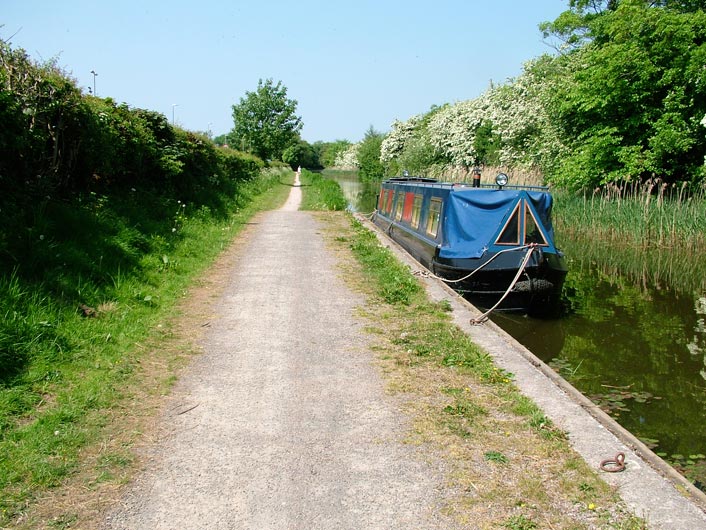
top-left (357, 213), bottom-right (706, 529)
top-left (326, 168), bottom-right (706, 494)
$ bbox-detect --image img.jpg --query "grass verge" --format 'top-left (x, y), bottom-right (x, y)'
top-left (0, 168), bottom-right (293, 528)
top-left (298, 169), bottom-right (348, 211)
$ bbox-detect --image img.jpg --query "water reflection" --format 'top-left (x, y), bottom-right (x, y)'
top-left (322, 170), bottom-right (379, 213)
top-left (492, 246), bottom-right (706, 485)
top-left (689, 296), bottom-right (706, 382)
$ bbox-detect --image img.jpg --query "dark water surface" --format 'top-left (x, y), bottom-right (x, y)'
top-left (491, 236), bottom-right (706, 487)
top-left (325, 172), bottom-right (706, 487)
top-left (491, 250), bottom-right (706, 476)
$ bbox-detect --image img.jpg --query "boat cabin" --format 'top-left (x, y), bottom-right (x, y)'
top-left (373, 175), bottom-right (567, 315)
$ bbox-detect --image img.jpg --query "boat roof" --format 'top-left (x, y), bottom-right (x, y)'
top-left (441, 188), bottom-right (555, 258)
top-left (380, 179), bottom-right (557, 259)
top-left (381, 177), bottom-right (550, 193)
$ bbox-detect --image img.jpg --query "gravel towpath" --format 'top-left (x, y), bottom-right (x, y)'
top-left (103, 180), bottom-right (454, 529)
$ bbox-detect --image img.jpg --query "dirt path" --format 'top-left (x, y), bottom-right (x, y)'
top-left (103, 181), bottom-right (455, 529)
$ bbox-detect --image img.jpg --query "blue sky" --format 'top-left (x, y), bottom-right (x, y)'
top-left (2, 1), bottom-right (567, 143)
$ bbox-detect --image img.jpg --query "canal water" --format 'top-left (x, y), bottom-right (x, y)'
top-left (327, 170), bottom-right (379, 214)
top-left (491, 242), bottom-right (706, 489)
top-left (325, 171), bottom-right (706, 489)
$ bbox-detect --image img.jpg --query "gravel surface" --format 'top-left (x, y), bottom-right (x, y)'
top-left (103, 181), bottom-right (455, 529)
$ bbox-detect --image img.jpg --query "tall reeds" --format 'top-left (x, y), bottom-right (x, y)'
top-left (555, 179), bottom-right (706, 253)
top-left (553, 179), bottom-right (706, 294)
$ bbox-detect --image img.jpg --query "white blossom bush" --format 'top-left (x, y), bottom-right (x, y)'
top-left (488, 59), bottom-right (567, 172)
top-left (380, 115), bottom-right (423, 163)
top-left (427, 93), bottom-right (494, 168)
top-left (380, 114), bottom-right (447, 176)
top-left (381, 58), bottom-right (569, 181)
top-left (333, 143), bottom-right (359, 170)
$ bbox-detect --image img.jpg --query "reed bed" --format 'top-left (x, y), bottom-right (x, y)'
top-left (554, 179), bottom-right (706, 254)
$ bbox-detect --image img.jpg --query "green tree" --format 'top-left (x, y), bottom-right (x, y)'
top-left (230, 78), bottom-right (302, 161)
top-left (317, 139), bottom-right (352, 168)
top-left (212, 133), bottom-right (229, 147)
top-left (282, 139), bottom-right (319, 169)
top-left (541, 0), bottom-right (706, 50)
top-left (357, 126), bottom-right (385, 182)
top-left (541, 0), bottom-right (706, 188)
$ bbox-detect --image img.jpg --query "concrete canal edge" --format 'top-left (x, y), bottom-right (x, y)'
top-left (356, 213), bottom-right (706, 530)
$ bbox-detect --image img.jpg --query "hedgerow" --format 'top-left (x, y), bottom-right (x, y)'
top-left (0, 40), bottom-right (264, 277)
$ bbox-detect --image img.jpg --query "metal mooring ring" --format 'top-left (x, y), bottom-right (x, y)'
top-left (600, 452), bottom-right (626, 472)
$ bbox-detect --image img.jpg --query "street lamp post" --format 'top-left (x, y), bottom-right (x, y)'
top-left (90, 70), bottom-right (98, 95)
top-left (172, 104), bottom-right (178, 126)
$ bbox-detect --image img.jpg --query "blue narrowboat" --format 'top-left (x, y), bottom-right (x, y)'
top-left (372, 174), bottom-right (567, 316)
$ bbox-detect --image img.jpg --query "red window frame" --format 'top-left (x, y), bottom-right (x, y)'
top-left (402, 192), bottom-right (415, 222)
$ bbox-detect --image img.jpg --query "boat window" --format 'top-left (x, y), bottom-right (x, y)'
top-left (426, 198), bottom-right (442, 237)
top-left (410, 194), bottom-right (423, 229)
top-left (524, 203), bottom-right (549, 246)
top-left (495, 202), bottom-right (521, 245)
top-left (385, 190), bottom-right (394, 214)
top-left (402, 192), bottom-right (415, 222)
top-left (394, 191), bottom-right (405, 221)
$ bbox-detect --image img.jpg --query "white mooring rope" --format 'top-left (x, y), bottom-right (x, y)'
top-left (469, 245), bottom-right (537, 324)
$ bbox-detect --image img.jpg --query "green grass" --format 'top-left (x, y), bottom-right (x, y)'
top-left (347, 221), bottom-right (421, 305)
top-left (502, 514), bottom-right (538, 530)
top-left (0, 168), bottom-right (292, 524)
top-left (485, 450), bottom-right (509, 464)
top-left (298, 169), bottom-right (348, 211)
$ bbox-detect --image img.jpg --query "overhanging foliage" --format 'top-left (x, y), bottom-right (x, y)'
top-left (380, 0), bottom-right (706, 190)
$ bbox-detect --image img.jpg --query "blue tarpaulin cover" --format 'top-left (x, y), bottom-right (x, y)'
top-left (439, 189), bottom-right (555, 259)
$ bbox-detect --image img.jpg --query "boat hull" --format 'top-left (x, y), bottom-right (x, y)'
top-left (372, 178), bottom-right (567, 317)
top-left (373, 212), bottom-right (567, 317)
top-left (433, 252), bottom-right (567, 316)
